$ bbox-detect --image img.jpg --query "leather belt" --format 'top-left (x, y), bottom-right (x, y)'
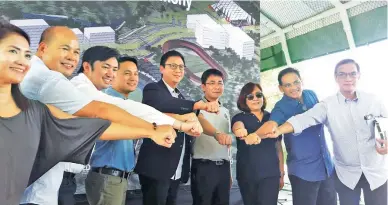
top-left (91, 167), bottom-right (131, 179)
top-left (193, 159), bottom-right (229, 166)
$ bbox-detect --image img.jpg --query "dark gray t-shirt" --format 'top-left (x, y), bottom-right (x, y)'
top-left (0, 100), bottom-right (111, 204)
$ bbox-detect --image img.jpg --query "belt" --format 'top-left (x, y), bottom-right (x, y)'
top-left (193, 159), bottom-right (229, 166)
top-left (91, 167), bottom-right (131, 179)
top-left (63, 172), bottom-right (76, 179)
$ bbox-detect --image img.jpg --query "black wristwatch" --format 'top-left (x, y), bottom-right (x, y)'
top-left (152, 122), bottom-right (157, 130)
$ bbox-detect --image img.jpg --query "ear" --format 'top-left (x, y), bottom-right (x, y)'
top-left (159, 65), bottom-right (165, 74)
top-left (200, 84), bottom-right (206, 92)
top-left (82, 62), bottom-right (92, 73)
top-left (36, 42), bottom-right (48, 56)
top-left (278, 85), bottom-right (284, 93)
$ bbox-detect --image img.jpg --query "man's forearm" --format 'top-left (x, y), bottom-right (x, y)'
top-left (75, 101), bottom-right (153, 130)
top-left (100, 122), bottom-right (156, 140)
top-left (198, 114), bottom-right (216, 136)
top-left (278, 122), bottom-right (294, 135)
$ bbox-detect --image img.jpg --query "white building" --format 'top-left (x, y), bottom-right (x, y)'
top-left (211, 0), bottom-right (256, 25)
top-left (186, 14), bottom-right (227, 49)
top-left (71, 28), bottom-right (84, 44)
top-left (222, 24), bottom-right (254, 60)
top-left (10, 19), bottom-right (49, 51)
top-left (84, 26), bottom-right (115, 45)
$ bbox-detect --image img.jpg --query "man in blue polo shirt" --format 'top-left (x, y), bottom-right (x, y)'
top-left (259, 67), bottom-right (337, 205)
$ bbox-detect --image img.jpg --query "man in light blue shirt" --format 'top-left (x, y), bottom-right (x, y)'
top-left (86, 54), bottom-right (142, 204)
top-left (272, 59), bottom-right (387, 205)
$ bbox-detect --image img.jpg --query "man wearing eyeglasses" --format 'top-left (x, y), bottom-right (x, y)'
top-left (258, 67), bottom-right (337, 205)
top-left (135, 50), bottom-right (222, 205)
top-left (267, 59), bottom-right (388, 205)
top-left (191, 69), bottom-right (233, 205)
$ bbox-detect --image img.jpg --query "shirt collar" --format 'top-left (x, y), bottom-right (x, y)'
top-left (281, 90), bottom-right (306, 106)
top-left (73, 73), bottom-right (96, 89)
top-left (31, 55), bottom-right (49, 70)
top-left (105, 87), bottom-right (129, 100)
top-left (201, 96), bottom-right (222, 106)
top-left (162, 79), bottom-right (176, 94)
top-left (337, 91), bottom-right (359, 104)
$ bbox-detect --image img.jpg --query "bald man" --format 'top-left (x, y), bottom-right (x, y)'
top-left (19, 26), bottom-right (206, 205)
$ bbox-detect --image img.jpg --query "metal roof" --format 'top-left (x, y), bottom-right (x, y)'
top-left (259, 0), bottom-right (387, 70)
top-left (10, 19), bottom-right (48, 27)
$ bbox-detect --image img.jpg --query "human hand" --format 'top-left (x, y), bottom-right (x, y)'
top-left (215, 132), bottom-right (233, 146)
top-left (180, 121), bottom-right (203, 137)
top-left (234, 128), bottom-right (248, 139)
top-left (244, 133), bottom-right (261, 145)
top-left (376, 138), bottom-right (388, 155)
top-left (180, 112), bottom-right (198, 122)
top-left (257, 121), bottom-right (278, 138)
top-left (150, 125), bottom-right (177, 148)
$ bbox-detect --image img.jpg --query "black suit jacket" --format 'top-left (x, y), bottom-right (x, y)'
top-left (134, 80), bottom-right (195, 183)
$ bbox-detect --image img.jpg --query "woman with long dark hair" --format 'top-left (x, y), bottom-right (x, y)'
top-left (0, 23), bottom-right (176, 205)
top-left (231, 82), bottom-right (284, 205)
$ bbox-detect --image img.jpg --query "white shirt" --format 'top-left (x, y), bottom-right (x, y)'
top-left (162, 80), bottom-right (185, 180)
top-left (20, 56), bottom-right (88, 205)
top-left (288, 91), bottom-right (388, 190)
top-left (70, 73), bottom-right (176, 126)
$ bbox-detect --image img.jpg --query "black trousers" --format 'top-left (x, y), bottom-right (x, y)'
top-left (190, 159), bottom-right (230, 205)
top-left (238, 176), bottom-right (279, 205)
top-left (334, 172), bottom-right (387, 205)
top-left (139, 174), bottom-right (181, 205)
top-left (289, 174), bottom-right (337, 205)
top-left (58, 172), bottom-right (77, 205)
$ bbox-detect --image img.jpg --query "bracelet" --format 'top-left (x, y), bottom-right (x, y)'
top-left (152, 122), bottom-right (157, 130)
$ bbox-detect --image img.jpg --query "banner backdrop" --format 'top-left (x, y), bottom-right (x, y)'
top-left (0, 1), bottom-right (259, 193)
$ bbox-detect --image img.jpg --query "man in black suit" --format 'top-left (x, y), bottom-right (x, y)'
top-left (135, 50), bottom-right (230, 205)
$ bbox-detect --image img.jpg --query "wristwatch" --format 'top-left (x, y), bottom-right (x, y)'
top-left (214, 130), bottom-right (221, 138)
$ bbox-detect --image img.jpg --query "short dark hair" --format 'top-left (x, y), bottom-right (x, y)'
top-left (0, 22), bottom-right (30, 111)
top-left (78, 46), bottom-right (120, 73)
top-left (334, 59), bottom-right (360, 75)
top-left (278, 67), bottom-right (301, 85)
top-left (160, 50), bottom-right (185, 67)
top-left (237, 82), bottom-right (267, 113)
top-left (118, 55), bottom-right (138, 67)
top-left (201, 69), bottom-right (224, 84)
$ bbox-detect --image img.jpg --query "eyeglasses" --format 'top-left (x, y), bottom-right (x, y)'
top-left (282, 80), bottom-right (301, 88)
top-left (246, 92), bottom-right (263, 100)
top-left (336, 72), bottom-right (358, 79)
top-left (165, 63), bottom-right (185, 71)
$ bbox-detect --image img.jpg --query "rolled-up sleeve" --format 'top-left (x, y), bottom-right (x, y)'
top-left (288, 102), bottom-right (328, 134)
top-left (39, 77), bottom-right (92, 114)
top-left (269, 103), bottom-right (287, 125)
top-left (78, 85), bottom-right (175, 126)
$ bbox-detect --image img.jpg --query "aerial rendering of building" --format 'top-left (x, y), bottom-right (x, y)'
top-left (223, 24), bottom-right (254, 60)
top-left (84, 26), bottom-right (115, 45)
top-left (187, 14), bottom-right (227, 49)
top-left (10, 19), bottom-right (49, 51)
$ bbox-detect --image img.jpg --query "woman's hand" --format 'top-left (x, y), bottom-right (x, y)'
top-left (244, 133), bottom-right (261, 145)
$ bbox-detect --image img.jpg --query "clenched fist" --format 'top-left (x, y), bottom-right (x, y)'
top-left (244, 133), bottom-right (261, 145)
top-left (150, 125), bottom-right (177, 148)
